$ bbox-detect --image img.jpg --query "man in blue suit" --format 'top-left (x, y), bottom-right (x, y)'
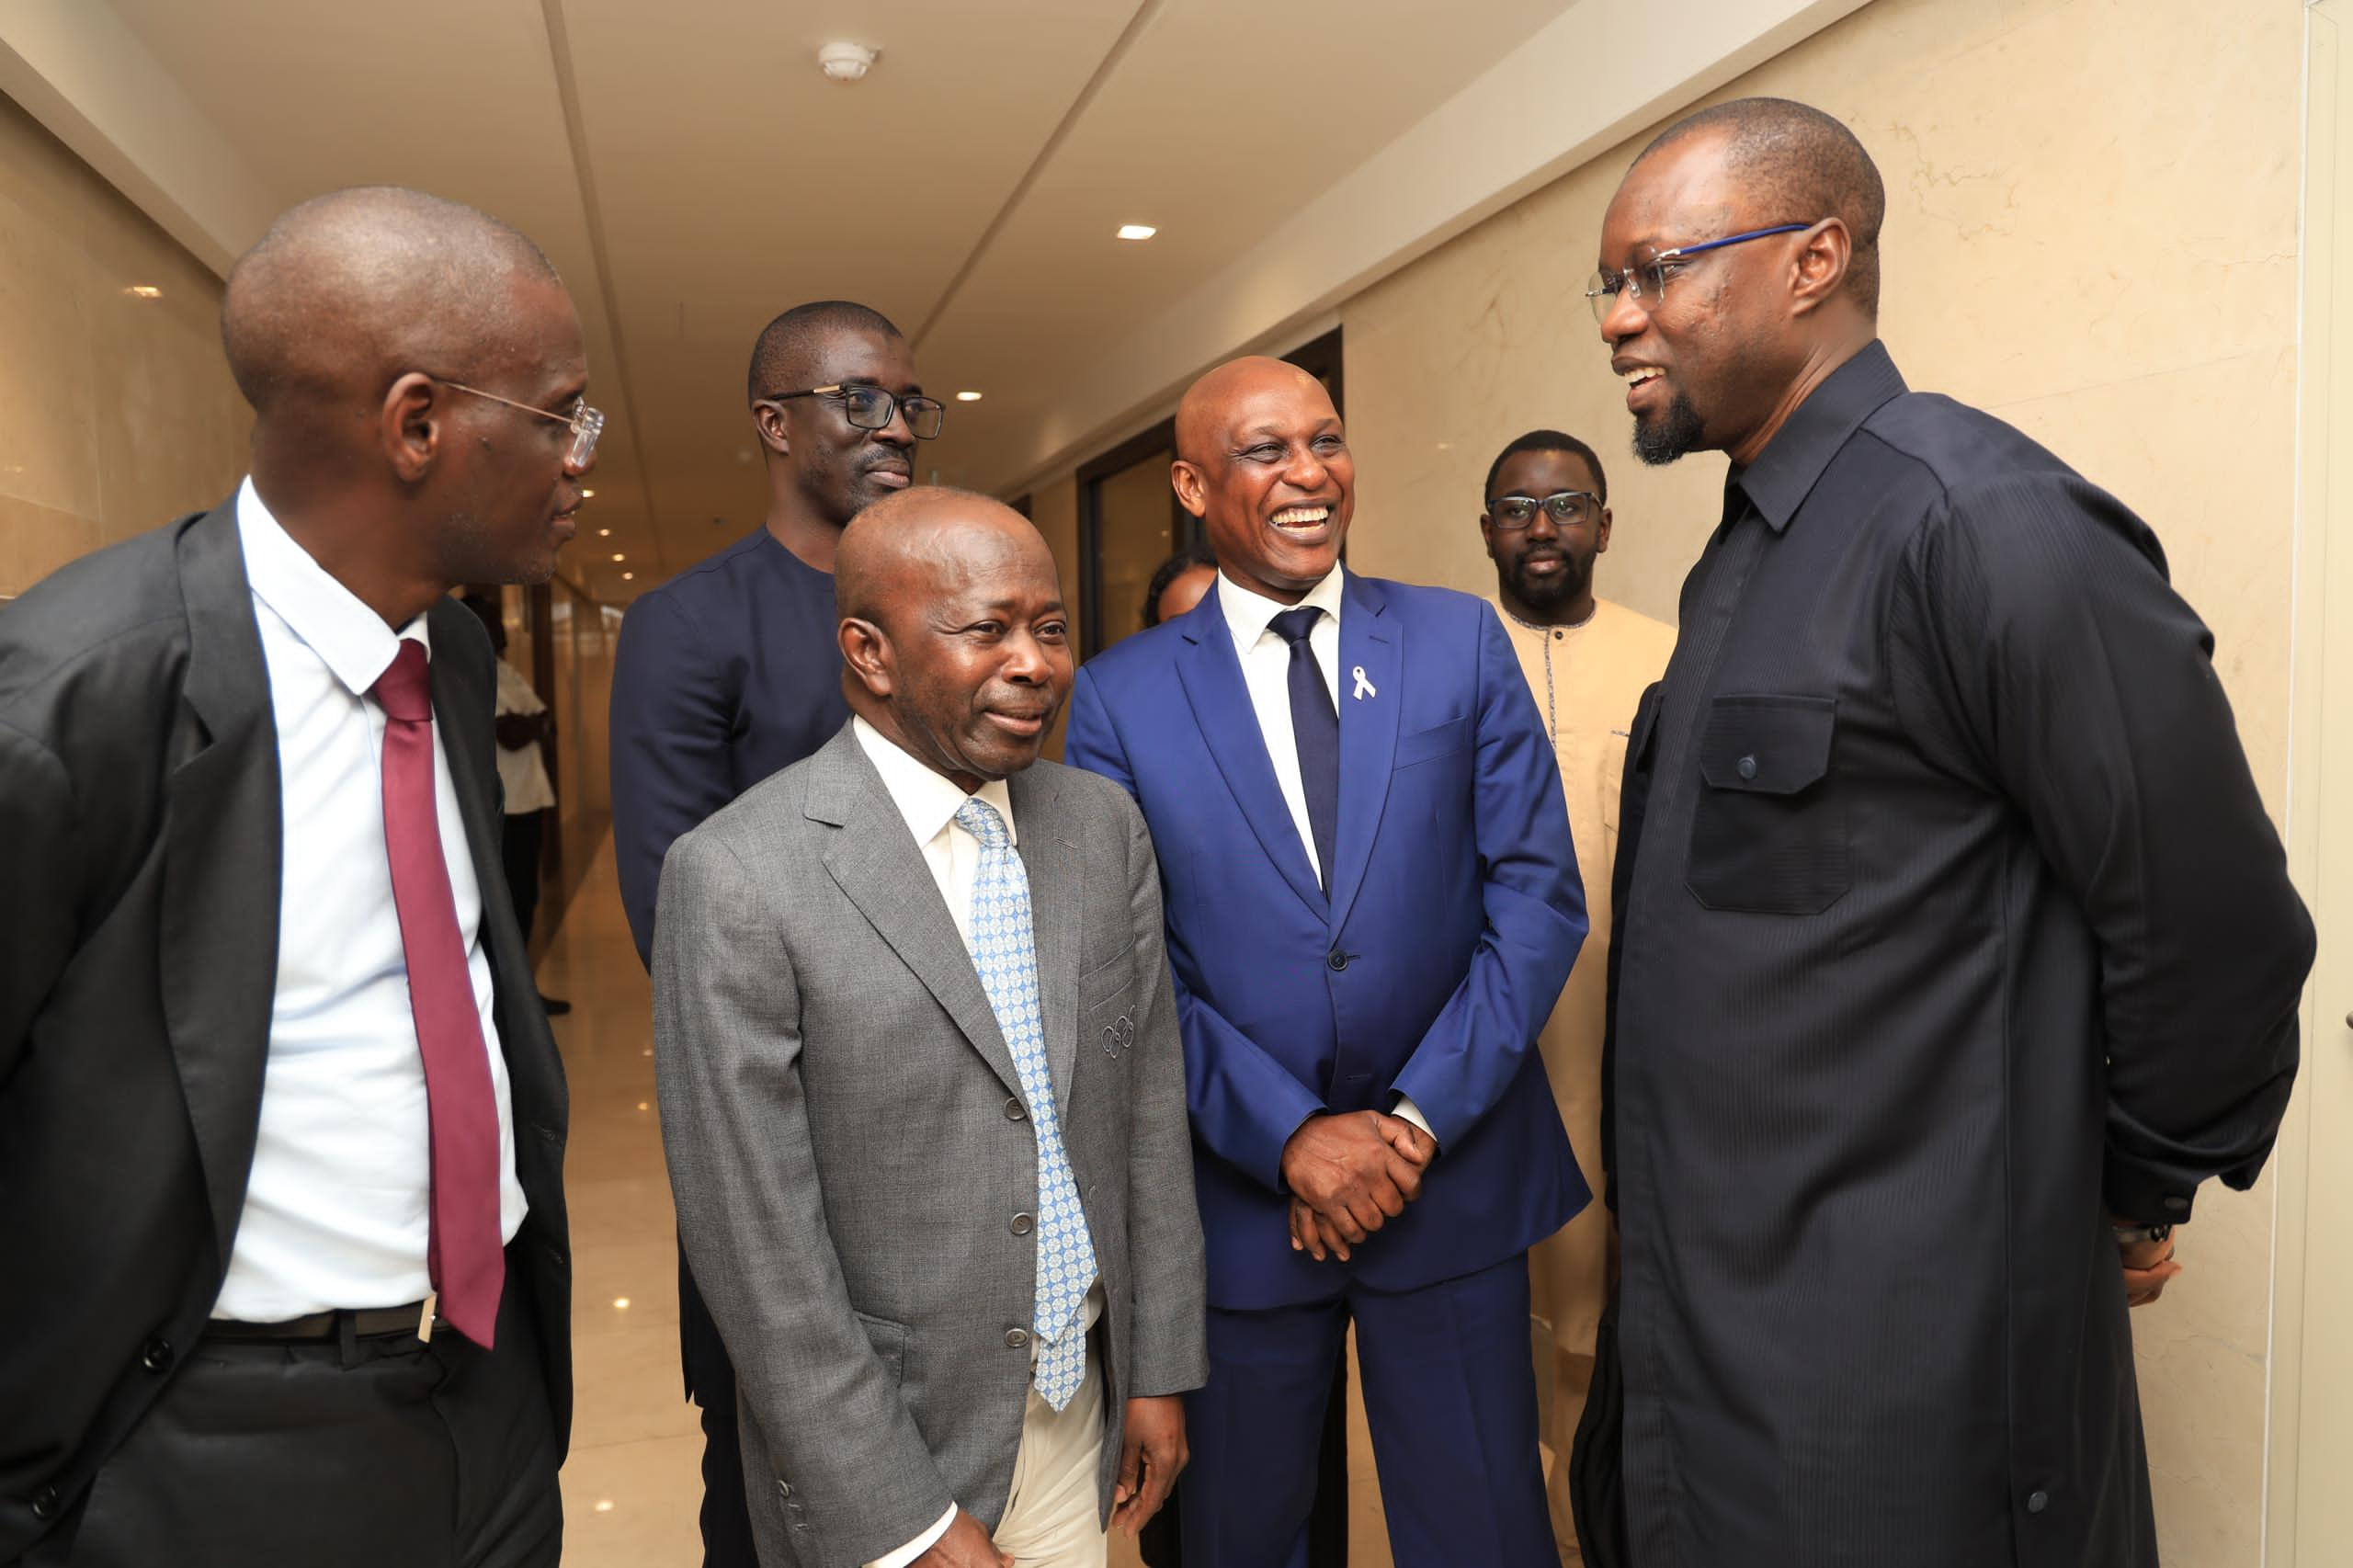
top-left (1064, 358), bottom-right (1588, 1567)
top-left (609, 299), bottom-right (941, 1568)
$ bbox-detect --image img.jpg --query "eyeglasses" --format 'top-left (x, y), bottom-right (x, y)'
top-left (759, 384), bottom-right (945, 442)
top-left (438, 378), bottom-right (604, 469)
top-left (1586, 222), bottom-right (1818, 324)
top-left (1489, 490), bottom-right (1601, 529)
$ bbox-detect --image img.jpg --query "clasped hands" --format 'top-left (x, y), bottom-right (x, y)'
top-left (1281, 1109), bottom-right (1436, 1262)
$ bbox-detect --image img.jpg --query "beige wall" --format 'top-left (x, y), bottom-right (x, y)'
top-left (1335, 0), bottom-right (2302, 1561)
top-left (0, 89), bottom-right (248, 597)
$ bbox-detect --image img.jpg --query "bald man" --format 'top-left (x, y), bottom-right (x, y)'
top-left (1588, 98), bottom-right (2310, 1566)
top-left (1064, 358), bottom-right (1587, 1567)
top-left (0, 187), bottom-right (589, 1565)
top-left (653, 488), bottom-right (1207, 1568)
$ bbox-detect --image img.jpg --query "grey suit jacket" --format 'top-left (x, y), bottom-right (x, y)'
top-left (653, 722), bottom-right (1209, 1568)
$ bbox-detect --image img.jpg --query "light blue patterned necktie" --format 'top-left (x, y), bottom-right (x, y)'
top-left (955, 797), bottom-right (1097, 1410)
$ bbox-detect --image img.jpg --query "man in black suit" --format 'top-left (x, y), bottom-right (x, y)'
top-left (0, 186), bottom-right (589, 1567)
top-left (608, 299), bottom-right (940, 1568)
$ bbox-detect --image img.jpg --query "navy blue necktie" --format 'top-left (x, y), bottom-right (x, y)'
top-left (1269, 606), bottom-right (1337, 896)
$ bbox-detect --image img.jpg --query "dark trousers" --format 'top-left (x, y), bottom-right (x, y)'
top-left (1139, 1357), bottom-right (1350, 1568)
top-left (682, 1255), bottom-right (758, 1568)
top-left (30, 1277), bottom-right (559, 1568)
top-left (501, 807), bottom-right (547, 947)
top-left (1180, 1253), bottom-right (1552, 1568)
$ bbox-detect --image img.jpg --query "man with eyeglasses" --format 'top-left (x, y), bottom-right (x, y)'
top-left (1581, 97), bottom-right (2312, 1568)
top-left (0, 187), bottom-right (587, 1566)
top-left (1474, 430), bottom-right (1671, 1563)
top-left (609, 298), bottom-right (943, 1568)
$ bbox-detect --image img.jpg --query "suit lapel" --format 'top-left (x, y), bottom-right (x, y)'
top-left (1327, 573), bottom-right (1401, 931)
top-left (1010, 767), bottom-right (1081, 1109)
top-left (1173, 598), bottom-right (1325, 918)
top-left (809, 730), bottom-right (1027, 1104)
top-left (427, 600), bottom-right (564, 1126)
top-left (163, 502), bottom-right (284, 1272)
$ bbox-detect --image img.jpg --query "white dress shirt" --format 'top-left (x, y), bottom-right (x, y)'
top-left (493, 659), bottom-right (557, 814)
top-left (212, 478), bottom-right (528, 1322)
top-left (850, 717), bottom-right (1103, 1568)
top-left (1211, 568), bottom-right (1437, 1147)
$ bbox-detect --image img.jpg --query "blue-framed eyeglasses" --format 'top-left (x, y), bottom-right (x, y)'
top-left (1586, 222), bottom-right (1819, 324)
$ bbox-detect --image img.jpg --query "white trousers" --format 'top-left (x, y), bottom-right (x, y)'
top-left (991, 1348), bottom-right (1108, 1568)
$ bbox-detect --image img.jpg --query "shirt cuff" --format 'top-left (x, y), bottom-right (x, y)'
top-left (866, 1504), bottom-right (957, 1568)
top-left (1391, 1095), bottom-right (1439, 1151)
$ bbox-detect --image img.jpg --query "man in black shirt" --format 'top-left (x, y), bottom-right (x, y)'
top-left (609, 300), bottom-right (943, 1567)
top-left (1588, 97), bottom-right (2311, 1567)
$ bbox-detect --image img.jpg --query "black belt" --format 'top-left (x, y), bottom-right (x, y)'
top-left (206, 1301), bottom-right (440, 1343)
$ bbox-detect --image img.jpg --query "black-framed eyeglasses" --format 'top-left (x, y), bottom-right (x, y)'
top-left (1489, 490), bottom-right (1601, 530)
top-left (759, 383), bottom-right (945, 441)
top-left (1586, 222), bottom-right (1819, 324)
top-left (434, 378), bottom-right (603, 469)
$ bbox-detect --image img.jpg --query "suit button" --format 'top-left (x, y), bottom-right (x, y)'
top-left (141, 1335), bottom-right (174, 1373)
top-left (1736, 755), bottom-right (1758, 780)
top-left (1006, 1328), bottom-right (1030, 1350)
top-left (29, 1485), bottom-right (59, 1520)
top-left (1011, 1212), bottom-right (1035, 1236)
top-left (1326, 949), bottom-right (1348, 971)
top-left (1005, 1098), bottom-right (1027, 1121)
top-left (2027, 1490), bottom-right (2049, 1515)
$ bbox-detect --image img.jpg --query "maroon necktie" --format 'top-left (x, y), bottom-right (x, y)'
top-left (371, 639), bottom-right (504, 1347)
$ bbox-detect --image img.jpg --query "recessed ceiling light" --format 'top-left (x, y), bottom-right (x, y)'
top-left (125, 285), bottom-right (163, 299)
top-left (581, 488), bottom-right (596, 498)
top-left (613, 1297), bottom-right (631, 1310)
top-left (610, 552), bottom-right (625, 562)
top-left (956, 391), bottom-right (983, 403)
top-left (595, 1500), bottom-right (615, 1515)
top-left (597, 528), bottom-right (611, 537)
top-left (1117, 224), bottom-right (1157, 241)
top-left (622, 571), bottom-right (635, 581)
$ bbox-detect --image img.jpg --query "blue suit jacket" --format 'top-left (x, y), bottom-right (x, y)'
top-left (1064, 571), bottom-right (1589, 1309)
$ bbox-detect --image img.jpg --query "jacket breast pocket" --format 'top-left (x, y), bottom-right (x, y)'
top-left (1083, 955), bottom-right (1140, 1062)
top-left (1684, 694), bottom-right (1848, 915)
top-left (1395, 714), bottom-right (1472, 769)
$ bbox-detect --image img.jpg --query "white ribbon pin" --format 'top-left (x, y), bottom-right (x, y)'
top-left (1352, 665), bottom-right (1377, 701)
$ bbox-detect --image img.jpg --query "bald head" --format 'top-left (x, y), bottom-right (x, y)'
top-left (1175, 357), bottom-right (1335, 465)
top-left (835, 486), bottom-right (1072, 789)
top-left (222, 187), bottom-right (566, 420)
top-left (1634, 97), bottom-right (1885, 315)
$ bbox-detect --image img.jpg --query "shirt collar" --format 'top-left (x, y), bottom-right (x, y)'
top-left (1729, 339), bottom-right (1909, 534)
top-left (236, 476), bottom-right (429, 696)
top-left (852, 715), bottom-right (1017, 851)
top-left (1215, 562), bottom-right (1347, 651)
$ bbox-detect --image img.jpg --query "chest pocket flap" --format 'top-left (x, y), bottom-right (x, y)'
top-left (1687, 693), bottom-right (1847, 915)
top-left (1698, 694), bottom-right (1835, 794)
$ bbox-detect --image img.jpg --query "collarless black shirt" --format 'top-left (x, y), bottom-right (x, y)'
top-left (1608, 340), bottom-right (2311, 1568)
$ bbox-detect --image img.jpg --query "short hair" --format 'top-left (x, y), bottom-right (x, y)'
top-left (1483, 429), bottom-right (1608, 506)
top-left (1142, 542), bottom-right (1219, 628)
top-left (747, 301), bottom-right (905, 404)
top-left (1637, 97), bottom-right (1886, 316)
top-left (221, 186), bottom-right (562, 417)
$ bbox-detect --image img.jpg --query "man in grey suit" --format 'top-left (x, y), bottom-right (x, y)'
top-left (654, 486), bottom-right (1209, 1568)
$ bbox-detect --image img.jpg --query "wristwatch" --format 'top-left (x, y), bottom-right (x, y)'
top-left (2111, 1222), bottom-right (2174, 1246)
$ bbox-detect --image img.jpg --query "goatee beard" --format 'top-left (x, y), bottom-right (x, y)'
top-left (1633, 390), bottom-right (1707, 466)
top-left (1511, 556), bottom-right (1590, 613)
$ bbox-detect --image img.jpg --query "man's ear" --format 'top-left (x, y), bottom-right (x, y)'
top-left (1789, 219), bottom-right (1853, 318)
top-left (838, 616), bottom-right (892, 697)
top-left (1171, 460), bottom-right (1211, 519)
top-left (753, 400), bottom-right (792, 460)
top-left (383, 371), bottom-right (443, 483)
top-left (1477, 513), bottom-right (1499, 564)
top-left (1596, 506), bottom-right (1613, 555)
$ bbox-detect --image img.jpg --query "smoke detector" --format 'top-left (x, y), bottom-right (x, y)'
top-left (818, 41), bottom-right (877, 82)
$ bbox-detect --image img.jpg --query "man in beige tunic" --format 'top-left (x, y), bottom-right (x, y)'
top-left (1479, 429), bottom-right (1675, 1562)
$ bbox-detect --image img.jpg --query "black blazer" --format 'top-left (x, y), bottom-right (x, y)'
top-left (0, 501), bottom-right (572, 1559)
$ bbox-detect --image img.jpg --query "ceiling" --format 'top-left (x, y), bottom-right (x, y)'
top-left (64, 0), bottom-right (1571, 599)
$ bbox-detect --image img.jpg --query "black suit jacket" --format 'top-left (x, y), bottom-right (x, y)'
top-left (0, 501), bottom-right (572, 1560)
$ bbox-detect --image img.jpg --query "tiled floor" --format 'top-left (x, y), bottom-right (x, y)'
top-left (540, 834), bottom-right (1397, 1567)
